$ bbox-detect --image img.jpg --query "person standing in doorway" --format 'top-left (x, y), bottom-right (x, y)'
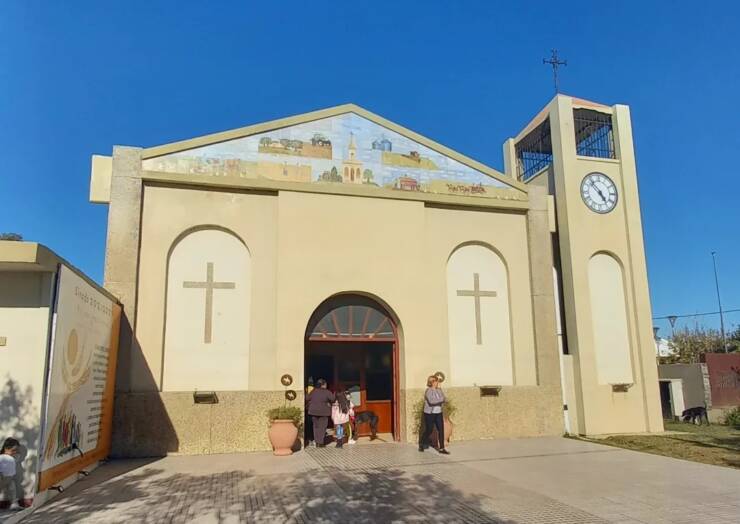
top-left (331, 390), bottom-right (354, 448)
top-left (419, 376), bottom-right (450, 454)
top-left (306, 379), bottom-right (334, 447)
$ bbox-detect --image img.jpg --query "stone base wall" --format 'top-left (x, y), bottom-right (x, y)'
top-left (111, 390), bottom-right (300, 457)
top-left (402, 386), bottom-right (564, 444)
top-left (112, 386), bottom-right (564, 457)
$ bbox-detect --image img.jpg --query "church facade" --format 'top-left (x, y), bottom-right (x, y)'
top-left (91, 94), bottom-right (663, 456)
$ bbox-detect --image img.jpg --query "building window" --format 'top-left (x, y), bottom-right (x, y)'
top-left (515, 118), bottom-right (553, 182)
top-left (574, 109), bottom-right (616, 159)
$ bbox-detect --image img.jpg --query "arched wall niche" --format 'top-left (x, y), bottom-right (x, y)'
top-left (446, 242), bottom-right (514, 386)
top-left (588, 251), bottom-right (633, 385)
top-left (161, 226), bottom-right (252, 391)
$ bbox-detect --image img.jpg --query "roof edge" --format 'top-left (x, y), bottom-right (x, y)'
top-left (0, 241), bottom-right (119, 304)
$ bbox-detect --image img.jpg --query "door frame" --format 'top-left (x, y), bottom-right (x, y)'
top-left (304, 295), bottom-right (401, 441)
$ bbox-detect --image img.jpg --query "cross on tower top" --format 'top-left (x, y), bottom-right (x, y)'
top-left (543, 49), bottom-right (567, 93)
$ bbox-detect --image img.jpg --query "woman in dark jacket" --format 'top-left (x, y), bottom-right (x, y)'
top-left (306, 378), bottom-right (335, 447)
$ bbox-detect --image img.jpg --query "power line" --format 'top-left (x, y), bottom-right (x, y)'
top-left (653, 307), bottom-right (740, 320)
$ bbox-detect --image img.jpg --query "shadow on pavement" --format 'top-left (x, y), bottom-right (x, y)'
top-left (22, 461), bottom-right (511, 523)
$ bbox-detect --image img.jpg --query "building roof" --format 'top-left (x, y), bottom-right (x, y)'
top-left (0, 241), bottom-right (119, 303)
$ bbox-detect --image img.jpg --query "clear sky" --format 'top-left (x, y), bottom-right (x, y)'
top-left (2, 1), bottom-right (738, 334)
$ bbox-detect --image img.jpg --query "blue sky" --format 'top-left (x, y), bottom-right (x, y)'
top-left (1, 1), bottom-right (738, 333)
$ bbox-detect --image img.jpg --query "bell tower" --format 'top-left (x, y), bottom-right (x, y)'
top-left (504, 95), bottom-right (663, 435)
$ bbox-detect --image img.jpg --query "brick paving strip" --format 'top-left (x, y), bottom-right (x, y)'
top-left (14, 437), bottom-right (740, 524)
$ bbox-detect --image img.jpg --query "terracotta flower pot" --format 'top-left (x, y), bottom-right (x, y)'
top-left (444, 417), bottom-right (453, 444)
top-left (269, 419), bottom-right (298, 456)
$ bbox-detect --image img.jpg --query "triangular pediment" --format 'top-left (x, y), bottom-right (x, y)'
top-left (142, 105), bottom-right (525, 199)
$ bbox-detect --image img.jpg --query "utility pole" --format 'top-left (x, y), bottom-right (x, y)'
top-left (711, 251), bottom-right (728, 352)
top-left (543, 49), bottom-right (567, 93)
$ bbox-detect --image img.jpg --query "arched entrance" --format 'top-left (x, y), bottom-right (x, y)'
top-left (304, 294), bottom-right (400, 441)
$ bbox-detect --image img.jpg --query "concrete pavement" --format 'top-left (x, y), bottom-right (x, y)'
top-left (15, 437), bottom-right (740, 523)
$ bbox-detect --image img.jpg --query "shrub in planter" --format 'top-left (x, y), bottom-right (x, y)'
top-left (266, 406), bottom-right (303, 456)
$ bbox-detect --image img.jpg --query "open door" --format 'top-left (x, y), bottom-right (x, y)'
top-left (305, 295), bottom-right (399, 440)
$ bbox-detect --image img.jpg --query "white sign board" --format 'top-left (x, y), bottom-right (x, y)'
top-left (39, 265), bottom-right (117, 475)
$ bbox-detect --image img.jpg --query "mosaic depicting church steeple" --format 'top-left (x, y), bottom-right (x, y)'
top-left (143, 112), bottom-right (519, 199)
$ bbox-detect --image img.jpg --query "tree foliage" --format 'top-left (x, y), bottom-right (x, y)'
top-left (0, 232), bottom-right (23, 241)
top-left (662, 325), bottom-right (740, 364)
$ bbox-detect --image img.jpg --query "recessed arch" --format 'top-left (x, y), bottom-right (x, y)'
top-left (161, 227), bottom-right (251, 392)
top-left (304, 292), bottom-right (402, 442)
top-left (167, 224), bottom-right (249, 260)
top-left (447, 242), bottom-right (514, 386)
top-left (588, 252), bottom-right (633, 385)
top-left (305, 292), bottom-right (399, 341)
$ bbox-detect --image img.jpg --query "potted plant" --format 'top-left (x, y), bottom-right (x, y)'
top-left (413, 396), bottom-right (456, 449)
top-left (266, 406), bottom-right (302, 456)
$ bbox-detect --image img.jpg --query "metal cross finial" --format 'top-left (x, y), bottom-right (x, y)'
top-left (543, 49), bottom-right (567, 93)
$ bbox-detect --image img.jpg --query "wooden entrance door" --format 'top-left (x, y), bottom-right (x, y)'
top-left (305, 295), bottom-right (399, 440)
top-left (305, 342), bottom-right (393, 436)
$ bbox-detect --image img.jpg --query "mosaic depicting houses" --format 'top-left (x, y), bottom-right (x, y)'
top-left (143, 113), bottom-right (515, 199)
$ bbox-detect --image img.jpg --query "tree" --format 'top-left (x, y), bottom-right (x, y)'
top-left (663, 325), bottom-right (738, 364)
top-left (0, 232), bottom-right (23, 241)
top-left (363, 169), bottom-right (374, 184)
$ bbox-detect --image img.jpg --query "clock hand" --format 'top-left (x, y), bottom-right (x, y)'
top-left (590, 181), bottom-right (607, 203)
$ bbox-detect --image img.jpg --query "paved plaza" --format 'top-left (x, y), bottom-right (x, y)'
top-left (13, 437), bottom-right (740, 523)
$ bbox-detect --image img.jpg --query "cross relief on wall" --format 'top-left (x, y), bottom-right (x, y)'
top-left (183, 262), bottom-right (236, 344)
top-left (456, 272), bottom-right (497, 345)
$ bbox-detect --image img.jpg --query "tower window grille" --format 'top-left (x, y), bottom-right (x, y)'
top-left (515, 118), bottom-right (553, 182)
top-left (574, 109), bottom-right (616, 159)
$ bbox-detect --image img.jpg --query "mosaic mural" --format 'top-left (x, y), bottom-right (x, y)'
top-left (143, 113), bottom-right (516, 199)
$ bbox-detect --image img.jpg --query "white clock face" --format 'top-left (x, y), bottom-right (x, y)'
top-left (581, 173), bottom-right (617, 213)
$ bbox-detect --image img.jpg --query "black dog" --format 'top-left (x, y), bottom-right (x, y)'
top-left (682, 406), bottom-right (709, 425)
top-left (352, 411), bottom-right (379, 440)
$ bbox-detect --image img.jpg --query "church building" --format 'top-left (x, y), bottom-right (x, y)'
top-left (90, 94), bottom-right (663, 456)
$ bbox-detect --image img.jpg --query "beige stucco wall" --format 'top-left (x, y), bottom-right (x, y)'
top-left (113, 180), bottom-right (561, 454)
top-left (162, 228), bottom-right (252, 392)
top-left (0, 271), bottom-right (53, 498)
top-left (135, 185), bottom-right (279, 392)
top-left (135, 186), bottom-right (539, 394)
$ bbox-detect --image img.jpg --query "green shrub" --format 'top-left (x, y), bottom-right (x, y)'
top-left (266, 406), bottom-right (303, 432)
top-left (722, 406), bottom-right (740, 428)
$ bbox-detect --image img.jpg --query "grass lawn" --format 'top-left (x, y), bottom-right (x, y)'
top-left (582, 421), bottom-right (740, 469)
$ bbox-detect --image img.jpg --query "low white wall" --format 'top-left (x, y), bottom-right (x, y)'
top-left (0, 271), bottom-right (53, 502)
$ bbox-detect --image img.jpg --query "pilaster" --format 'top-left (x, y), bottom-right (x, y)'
top-left (104, 146), bottom-right (143, 392)
top-left (526, 185), bottom-right (562, 389)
